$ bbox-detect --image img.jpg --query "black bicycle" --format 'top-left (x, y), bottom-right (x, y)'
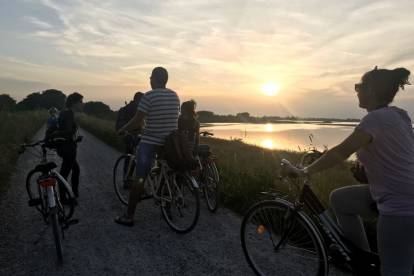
top-left (195, 131), bottom-right (220, 212)
top-left (240, 150), bottom-right (381, 276)
top-left (21, 139), bottom-right (79, 264)
top-left (113, 132), bottom-right (200, 233)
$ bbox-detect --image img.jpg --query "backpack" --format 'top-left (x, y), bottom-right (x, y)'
top-left (163, 130), bottom-right (198, 171)
top-left (115, 101), bottom-right (137, 131)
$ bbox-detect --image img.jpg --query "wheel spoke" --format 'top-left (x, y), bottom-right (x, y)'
top-left (241, 201), bottom-right (327, 276)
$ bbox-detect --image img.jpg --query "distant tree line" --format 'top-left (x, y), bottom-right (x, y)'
top-left (0, 90), bottom-right (116, 120)
top-left (0, 90), bottom-right (359, 122)
top-left (196, 111), bottom-right (359, 123)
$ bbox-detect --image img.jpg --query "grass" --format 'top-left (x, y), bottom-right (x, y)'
top-left (77, 114), bottom-right (356, 212)
top-left (0, 110), bottom-right (47, 197)
top-left (78, 114), bottom-right (377, 248)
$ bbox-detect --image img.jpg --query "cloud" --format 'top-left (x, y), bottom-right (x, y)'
top-left (24, 16), bottom-right (53, 29)
top-left (1, 0), bottom-right (414, 117)
top-left (0, 77), bottom-right (50, 99)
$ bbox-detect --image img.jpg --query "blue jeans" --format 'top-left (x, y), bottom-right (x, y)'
top-left (135, 142), bottom-right (160, 179)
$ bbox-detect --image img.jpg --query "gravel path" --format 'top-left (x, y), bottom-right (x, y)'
top-left (0, 127), bottom-right (352, 276)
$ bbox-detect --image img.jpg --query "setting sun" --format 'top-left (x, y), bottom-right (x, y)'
top-left (261, 82), bottom-right (280, 96)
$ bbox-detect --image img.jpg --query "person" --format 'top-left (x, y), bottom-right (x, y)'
top-left (115, 67), bottom-right (180, 226)
top-left (178, 100), bottom-right (200, 154)
top-left (52, 92), bottom-right (84, 200)
top-left (44, 107), bottom-right (59, 140)
top-left (115, 92), bottom-right (144, 155)
top-left (116, 92), bottom-right (144, 188)
top-left (281, 67), bottom-right (413, 276)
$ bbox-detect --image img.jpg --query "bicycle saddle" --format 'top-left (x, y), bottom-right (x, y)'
top-left (34, 162), bottom-right (57, 173)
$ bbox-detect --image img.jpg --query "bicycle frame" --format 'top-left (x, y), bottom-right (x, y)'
top-left (287, 178), bottom-right (354, 262)
top-left (147, 160), bottom-right (199, 202)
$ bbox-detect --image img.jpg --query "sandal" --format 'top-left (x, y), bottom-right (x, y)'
top-left (114, 214), bottom-right (134, 227)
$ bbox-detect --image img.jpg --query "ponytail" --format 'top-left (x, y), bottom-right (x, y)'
top-left (392, 68), bottom-right (411, 90)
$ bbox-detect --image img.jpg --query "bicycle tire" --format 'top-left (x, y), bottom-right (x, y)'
top-left (113, 155), bottom-right (134, 206)
top-left (160, 172), bottom-right (200, 234)
top-left (55, 179), bottom-right (75, 220)
top-left (203, 161), bottom-right (219, 212)
top-left (50, 207), bottom-right (63, 264)
top-left (26, 169), bottom-right (46, 214)
top-left (241, 199), bottom-right (328, 276)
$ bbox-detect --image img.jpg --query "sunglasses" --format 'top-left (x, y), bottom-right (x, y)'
top-left (354, 83), bottom-right (366, 93)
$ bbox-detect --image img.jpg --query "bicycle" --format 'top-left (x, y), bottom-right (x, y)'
top-left (195, 131), bottom-right (220, 212)
top-left (20, 138), bottom-right (79, 264)
top-left (240, 150), bottom-right (381, 276)
top-left (113, 133), bottom-right (200, 234)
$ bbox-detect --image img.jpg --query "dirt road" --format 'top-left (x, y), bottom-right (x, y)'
top-left (0, 127), bottom-right (351, 276)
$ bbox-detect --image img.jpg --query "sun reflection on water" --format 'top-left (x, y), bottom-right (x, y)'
top-left (261, 139), bottom-right (275, 149)
top-left (264, 123), bottom-right (274, 132)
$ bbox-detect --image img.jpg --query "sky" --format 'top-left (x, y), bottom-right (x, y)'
top-left (1, 0), bottom-right (414, 119)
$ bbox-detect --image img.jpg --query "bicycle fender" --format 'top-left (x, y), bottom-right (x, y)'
top-left (54, 173), bottom-right (75, 198)
top-left (187, 175), bottom-right (199, 189)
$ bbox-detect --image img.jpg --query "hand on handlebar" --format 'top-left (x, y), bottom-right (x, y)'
top-left (280, 159), bottom-right (304, 178)
top-left (200, 131), bottom-right (214, 137)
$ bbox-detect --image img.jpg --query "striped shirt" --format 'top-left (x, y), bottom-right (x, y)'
top-left (137, 88), bottom-right (180, 145)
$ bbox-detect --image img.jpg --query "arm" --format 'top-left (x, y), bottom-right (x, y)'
top-left (119, 110), bottom-right (146, 133)
top-left (195, 121), bottom-right (200, 147)
top-left (302, 129), bottom-right (372, 175)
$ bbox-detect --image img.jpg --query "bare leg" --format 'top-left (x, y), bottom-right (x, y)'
top-left (330, 184), bottom-right (376, 252)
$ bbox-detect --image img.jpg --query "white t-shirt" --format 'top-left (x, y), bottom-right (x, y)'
top-left (356, 106), bottom-right (414, 216)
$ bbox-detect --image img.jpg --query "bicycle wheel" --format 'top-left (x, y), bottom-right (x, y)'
top-left (113, 155), bottom-right (135, 205)
top-left (55, 180), bottom-right (75, 220)
top-left (203, 161), bottom-right (219, 212)
top-left (50, 206), bottom-right (63, 264)
top-left (160, 172), bottom-right (200, 234)
top-left (241, 199), bottom-right (328, 276)
top-left (26, 169), bottom-right (46, 214)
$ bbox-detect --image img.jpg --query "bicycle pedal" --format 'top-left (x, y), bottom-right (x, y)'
top-left (28, 198), bottom-right (42, 206)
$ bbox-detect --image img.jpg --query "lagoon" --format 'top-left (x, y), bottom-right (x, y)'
top-left (201, 122), bottom-right (358, 151)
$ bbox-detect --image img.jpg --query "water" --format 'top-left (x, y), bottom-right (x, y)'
top-left (201, 122), bottom-right (358, 151)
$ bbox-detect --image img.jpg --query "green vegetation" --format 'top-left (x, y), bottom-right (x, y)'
top-left (77, 114), bottom-right (124, 151)
top-left (0, 111), bottom-right (47, 196)
top-left (76, 114), bottom-right (378, 248)
top-left (77, 114), bottom-right (356, 213)
top-left (0, 90), bottom-right (116, 119)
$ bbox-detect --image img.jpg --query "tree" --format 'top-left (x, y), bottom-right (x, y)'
top-left (84, 101), bottom-right (111, 115)
top-left (0, 94), bottom-right (16, 111)
top-left (197, 110), bottom-right (215, 122)
top-left (15, 92), bottom-right (43, 110)
top-left (41, 89), bottom-right (66, 109)
top-left (83, 101), bottom-right (115, 119)
top-left (15, 89), bottom-right (66, 111)
top-left (236, 112), bottom-right (250, 119)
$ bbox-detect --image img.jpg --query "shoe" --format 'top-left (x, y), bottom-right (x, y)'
top-left (114, 214), bottom-right (134, 227)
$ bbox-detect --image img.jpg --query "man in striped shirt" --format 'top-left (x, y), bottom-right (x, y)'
top-left (115, 67), bottom-right (180, 226)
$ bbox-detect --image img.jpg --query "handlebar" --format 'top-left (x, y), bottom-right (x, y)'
top-left (279, 149), bottom-right (324, 179)
top-left (200, 131), bottom-right (214, 137)
top-left (19, 136), bottom-right (83, 154)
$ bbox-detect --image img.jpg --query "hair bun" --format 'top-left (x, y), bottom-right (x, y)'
top-left (393, 68), bottom-right (411, 89)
